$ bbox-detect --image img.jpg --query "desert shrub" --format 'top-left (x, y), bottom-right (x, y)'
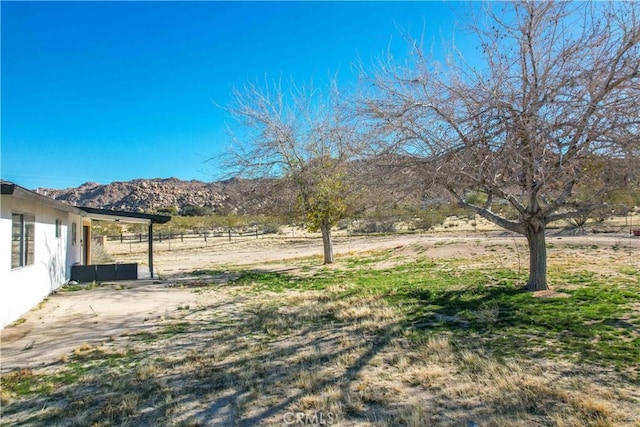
top-left (464, 191), bottom-right (488, 206)
top-left (125, 223), bottom-right (148, 234)
top-left (411, 216), bottom-right (438, 231)
top-left (90, 242), bottom-right (115, 264)
top-left (565, 212), bottom-right (591, 228)
top-left (351, 219), bottom-right (396, 234)
top-left (336, 219), bottom-right (350, 230)
top-left (181, 205), bottom-right (214, 216)
top-left (494, 204), bottom-right (520, 221)
top-left (92, 220), bottom-right (123, 237)
top-left (607, 189), bottom-right (640, 209)
top-left (157, 206), bottom-right (179, 216)
top-left (261, 223), bottom-right (281, 234)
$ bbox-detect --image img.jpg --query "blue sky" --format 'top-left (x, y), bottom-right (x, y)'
top-left (1, 1), bottom-right (467, 190)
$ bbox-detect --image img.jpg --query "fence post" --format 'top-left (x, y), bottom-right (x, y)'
top-left (228, 229), bottom-right (232, 242)
top-left (139, 233), bottom-right (142, 243)
top-left (120, 233), bottom-right (123, 243)
top-left (181, 232), bottom-right (184, 242)
top-left (204, 230), bottom-right (207, 242)
top-left (159, 232), bottom-right (162, 243)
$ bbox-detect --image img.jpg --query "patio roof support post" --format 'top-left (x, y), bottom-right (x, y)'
top-left (148, 222), bottom-right (154, 278)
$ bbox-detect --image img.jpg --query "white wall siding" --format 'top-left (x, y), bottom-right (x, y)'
top-left (66, 213), bottom-right (84, 272)
top-left (1, 195), bottom-right (82, 328)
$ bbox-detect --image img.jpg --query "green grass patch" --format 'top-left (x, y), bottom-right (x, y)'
top-left (341, 250), bottom-right (393, 268)
top-left (9, 318), bottom-right (26, 327)
top-left (232, 256), bottom-right (640, 375)
top-left (230, 270), bottom-right (329, 292)
top-left (61, 282), bottom-right (100, 292)
top-left (2, 369), bottom-right (57, 397)
top-left (619, 266), bottom-right (639, 276)
top-left (1, 362), bottom-right (91, 399)
top-left (1, 347), bottom-right (168, 425)
top-left (3, 247), bottom-right (638, 426)
top-left (191, 269), bottom-right (227, 276)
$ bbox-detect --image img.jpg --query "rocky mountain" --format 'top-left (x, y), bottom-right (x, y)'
top-left (36, 177), bottom-right (277, 215)
top-left (35, 157), bottom-right (431, 216)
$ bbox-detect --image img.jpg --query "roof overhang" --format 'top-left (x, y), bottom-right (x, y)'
top-left (81, 207), bottom-right (171, 224)
top-left (1, 181), bottom-right (86, 216)
top-left (2, 181), bottom-right (171, 225)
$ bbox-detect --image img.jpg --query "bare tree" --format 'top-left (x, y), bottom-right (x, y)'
top-left (223, 79), bottom-right (363, 264)
top-left (361, 1), bottom-right (639, 290)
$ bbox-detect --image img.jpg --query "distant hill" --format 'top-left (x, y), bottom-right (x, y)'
top-left (35, 156), bottom-right (434, 217)
top-left (36, 177), bottom-right (276, 215)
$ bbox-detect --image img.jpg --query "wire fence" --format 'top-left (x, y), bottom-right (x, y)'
top-left (94, 210), bottom-right (639, 256)
top-left (105, 228), bottom-right (264, 244)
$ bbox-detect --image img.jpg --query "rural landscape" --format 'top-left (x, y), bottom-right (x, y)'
top-left (2, 1), bottom-right (640, 426)
top-left (1, 216), bottom-right (639, 426)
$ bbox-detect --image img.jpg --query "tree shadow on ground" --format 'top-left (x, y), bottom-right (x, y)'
top-left (1, 277), bottom-right (404, 426)
top-left (3, 269), bottom-right (638, 426)
top-left (406, 283), bottom-right (640, 378)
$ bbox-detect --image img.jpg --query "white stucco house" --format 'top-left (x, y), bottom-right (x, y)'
top-left (1, 181), bottom-right (170, 328)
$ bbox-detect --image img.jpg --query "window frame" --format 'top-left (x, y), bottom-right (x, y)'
top-left (72, 222), bottom-right (77, 246)
top-left (11, 213), bottom-right (35, 269)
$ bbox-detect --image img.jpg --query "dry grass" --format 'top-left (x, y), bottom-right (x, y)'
top-left (3, 285), bottom-right (638, 426)
top-left (2, 234), bottom-right (639, 426)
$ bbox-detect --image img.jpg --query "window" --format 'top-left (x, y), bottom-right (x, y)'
top-left (72, 222), bottom-right (77, 246)
top-left (11, 213), bottom-right (35, 269)
top-left (55, 219), bottom-right (62, 238)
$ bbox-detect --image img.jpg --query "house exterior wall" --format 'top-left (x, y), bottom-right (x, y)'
top-left (0, 195), bottom-right (85, 328)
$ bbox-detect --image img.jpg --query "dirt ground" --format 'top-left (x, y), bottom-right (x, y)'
top-left (111, 230), bottom-right (639, 276)
top-left (2, 231), bottom-right (638, 374)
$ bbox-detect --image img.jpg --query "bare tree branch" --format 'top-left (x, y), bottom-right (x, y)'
top-left (361, 1), bottom-right (640, 290)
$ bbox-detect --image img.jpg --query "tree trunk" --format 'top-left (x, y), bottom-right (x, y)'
top-left (525, 220), bottom-right (548, 291)
top-left (320, 222), bottom-right (334, 264)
